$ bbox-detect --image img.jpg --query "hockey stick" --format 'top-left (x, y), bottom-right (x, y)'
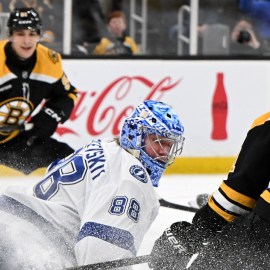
top-left (159, 198), bottom-right (198, 213)
top-left (66, 254), bottom-right (151, 270)
top-left (0, 123), bottom-right (33, 133)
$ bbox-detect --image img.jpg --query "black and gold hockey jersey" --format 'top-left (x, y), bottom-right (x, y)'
top-left (193, 112), bottom-right (270, 232)
top-left (0, 40), bottom-right (77, 144)
top-left (93, 35), bottom-right (139, 55)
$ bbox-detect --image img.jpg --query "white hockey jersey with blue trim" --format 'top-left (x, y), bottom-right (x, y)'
top-left (0, 138), bottom-right (160, 267)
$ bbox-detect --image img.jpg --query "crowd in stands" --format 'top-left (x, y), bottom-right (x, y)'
top-left (1, 0), bottom-right (270, 56)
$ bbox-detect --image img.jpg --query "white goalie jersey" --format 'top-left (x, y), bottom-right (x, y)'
top-left (0, 138), bottom-right (160, 268)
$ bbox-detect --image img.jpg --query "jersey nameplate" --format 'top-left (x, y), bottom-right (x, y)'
top-left (85, 140), bottom-right (106, 180)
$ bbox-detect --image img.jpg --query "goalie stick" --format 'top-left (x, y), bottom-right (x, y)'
top-left (66, 254), bottom-right (152, 270)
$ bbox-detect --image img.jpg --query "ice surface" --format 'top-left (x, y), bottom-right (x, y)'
top-left (0, 174), bottom-right (224, 269)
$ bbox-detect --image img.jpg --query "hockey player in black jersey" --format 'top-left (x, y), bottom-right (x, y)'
top-left (0, 8), bottom-right (77, 174)
top-left (149, 112), bottom-right (270, 270)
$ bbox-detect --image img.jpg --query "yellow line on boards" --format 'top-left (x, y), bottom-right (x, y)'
top-left (0, 157), bottom-right (236, 177)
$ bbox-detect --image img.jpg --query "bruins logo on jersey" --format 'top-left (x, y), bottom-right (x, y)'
top-left (48, 49), bottom-right (59, 64)
top-left (0, 97), bottom-right (34, 143)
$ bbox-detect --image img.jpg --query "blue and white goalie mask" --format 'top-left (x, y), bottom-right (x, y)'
top-left (120, 100), bottom-right (185, 187)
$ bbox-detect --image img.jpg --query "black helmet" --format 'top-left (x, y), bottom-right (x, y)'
top-left (7, 8), bottom-right (42, 34)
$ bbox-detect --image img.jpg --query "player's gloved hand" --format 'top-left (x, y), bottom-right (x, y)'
top-left (26, 107), bottom-right (62, 146)
top-left (188, 211), bottom-right (270, 270)
top-left (149, 221), bottom-right (203, 270)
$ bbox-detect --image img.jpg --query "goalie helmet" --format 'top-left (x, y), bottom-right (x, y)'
top-left (120, 100), bottom-right (185, 187)
top-left (7, 7), bottom-right (42, 34)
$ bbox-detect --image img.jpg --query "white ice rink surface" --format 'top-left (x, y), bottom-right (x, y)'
top-left (0, 174), bottom-right (225, 269)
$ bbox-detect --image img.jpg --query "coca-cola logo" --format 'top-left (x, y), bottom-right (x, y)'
top-left (56, 76), bottom-right (181, 138)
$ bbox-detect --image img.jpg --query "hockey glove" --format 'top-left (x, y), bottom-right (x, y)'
top-left (149, 221), bottom-right (203, 270)
top-left (188, 211), bottom-right (270, 270)
top-left (26, 107), bottom-right (62, 146)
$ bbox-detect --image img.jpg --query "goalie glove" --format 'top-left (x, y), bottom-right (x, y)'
top-left (149, 221), bottom-right (203, 270)
top-left (26, 107), bottom-right (62, 146)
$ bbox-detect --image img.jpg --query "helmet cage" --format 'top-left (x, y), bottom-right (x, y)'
top-left (140, 126), bottom-right (184, 168)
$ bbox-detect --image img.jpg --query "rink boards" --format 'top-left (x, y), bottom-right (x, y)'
top-left (2, 59), bottom-right (270, 176)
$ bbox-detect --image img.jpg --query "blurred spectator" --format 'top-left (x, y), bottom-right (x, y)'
top-left (238, 0), bottom-right (270, 51)
top-left (196, 0), bottom-right (238, 55)
top-left (166, 0), bottom-right (236, 55)
top-left (72, 0), bottom-right (106, 54)
top-left (93, 10), bottom-right (139, 55)
top-left (230, 18), bottom-right (266, 55)
top-left (196, 0), bottom-right (269, 55)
